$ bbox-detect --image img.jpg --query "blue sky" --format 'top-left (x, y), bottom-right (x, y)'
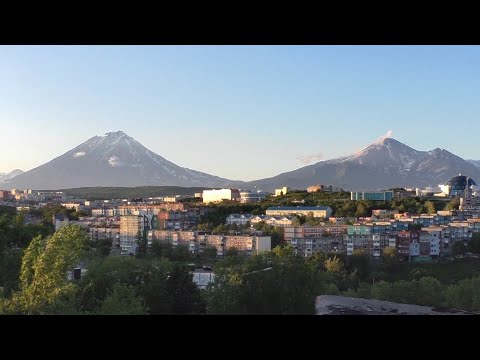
top-left (0, 45), bottom-right (479, 180)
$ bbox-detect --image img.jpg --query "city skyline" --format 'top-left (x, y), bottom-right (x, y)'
top-left (1, 45), bottom-right (480, 180)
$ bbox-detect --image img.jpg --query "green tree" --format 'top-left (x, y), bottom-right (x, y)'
top-left (325, 255), bottom-right (344, 273)
top-left (347, 250), bottom-right (370, 280)
top-left (409, 268), bottom-right (428, 281)
top-left (424, 201), bottom-right (436, 215)
top-left (0, 248), bottom-right (22, 297)
top-left (306, 251), bottom-right (327, 271)
top-left (270, 227), bottom-right (284, 248)
top-left (207, 245), bottom-right (317, 314)
top-left (446, 276), bottom-right (480, 311)
top-left (142, 267), bottom-right (172, 315)
top-left (150, 241), bottom-right (173, 258)
top-left (77, 257), bottom-right (172, 314)
top-left (355, 203), bottom-right (368, 218)
top-left (171, 244), bottom-right (193, 262)
top-left (197, 246), bottom-right (217, 264)
top-left (98, 283), bottom-right (146, 315)
top-left (91, 238), bottom-right (113, 257)
top-left (416, 277), bottom-right (445, 307)
top-left (291, 217), bottom-right (301, 227)
top-left (446, 198), bottom-right (460, 211)
top-left (451, 241), bottom-right (466, 256)
top-left (381, 247), bottom-right (399, 274)
top-left (165, 265), bottom-right (206, 314)
top-left (6, 225), bottom-right (89, 314)
top-left (467, 233), bottom-right (480, 253)
top-left (305, 213), bottom-right (322, 226)
top-left (136, 230), bottom-right (147, 257)
top-left (212, 224), bottom-right (229, 234)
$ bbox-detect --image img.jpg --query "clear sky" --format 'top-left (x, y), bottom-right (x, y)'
top-left (1, 45), bottom-right (479, 180)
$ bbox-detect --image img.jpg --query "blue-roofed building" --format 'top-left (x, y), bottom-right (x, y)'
top-left (265, 206), bottom-right (332, 219)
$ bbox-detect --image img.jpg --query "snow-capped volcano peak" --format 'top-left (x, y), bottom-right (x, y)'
top-left (248, 136), bottom-right (480, 191)
top-left (336, 137), bottom-right (421, 174)
top-left (4, 131), bottom-right (241, 189)
top-left (102, 130), bottom-right (128, 137)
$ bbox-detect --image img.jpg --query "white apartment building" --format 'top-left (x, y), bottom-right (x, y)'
top-left (202, 189), bottom-right (240, 204)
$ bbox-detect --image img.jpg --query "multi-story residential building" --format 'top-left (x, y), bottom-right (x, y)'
top-left (89, 227), bottom-right (120, 245)
top-left (36, 191), bottom-right (66, 202)
top-left (343, 232), bottom-right (393, 257)
top-left (0, 190), bottom-right (13, 200)
top-left (350, 191), bottom-right (394, 201)
top-left (202, 189), bottom-right (240, 204)
top-left (285, 225), bottom-right (347, 257)
top-left (120, 214), bottom-right (158, 254)
top-left (61, 202), bottom-right (85, 212)
top-left (285, 225), bottom-right (348, 241)
top-left (120, 215), bottom-right (143, 254)
top-left (206, 235), bottom-right (270, 256)
top-left (148, 230), bottom-right (271, 256)
top-left (118, 203), bottom-right (185, 215)
top-left (92, 208), bottom-right (120, 217)
top-left (148, 230), bottom-right (198, 253)
top-left (396, 230), bottom-right (419, 259)
top-left (156, 210), bottom-right (198, 230)
top-left (266, 206), bottom-right (332, 219)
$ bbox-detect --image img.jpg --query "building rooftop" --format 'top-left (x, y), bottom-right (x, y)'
top-left (315, 295), bottom-right (474, 315)
top-left (445, 175), bottom-right (477, 190)
top-left (267, 206), bottom-right (331, 211)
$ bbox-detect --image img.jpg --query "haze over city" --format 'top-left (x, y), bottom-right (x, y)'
top-left (1, 45), bottom-right (480, 180)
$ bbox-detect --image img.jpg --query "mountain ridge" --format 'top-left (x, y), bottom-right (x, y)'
top-left (3, 131), bottom-right (245, 190)
top-left (3, 132), bottom-right (480, 192)
top-left (246, 137), bottom-right (480, 191)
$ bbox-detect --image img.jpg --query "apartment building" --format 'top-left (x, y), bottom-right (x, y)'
top-left (118, 203), bottom-right (185, 215)
top-left (90, 227), bottom-right (120, 247)
top-left (92, 208), bottom-right (120, 217)
top-left (148, 230), bottom-right (271, 256)
top-left (120, 214), bottom-right (158, 254)
top-left (285, 225), bottom-right (347, 257)
top-left (202, 189), bottom-right (240, 204)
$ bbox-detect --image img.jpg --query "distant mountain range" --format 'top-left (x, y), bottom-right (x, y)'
top-left (2, 131), bottom-right (479, 192)
top-left (467, 159), bottom-right (480, 170)
top-left (0, 169), bottom-right (24, 182)
top-left (247, 137), bottom-right (480, 191)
